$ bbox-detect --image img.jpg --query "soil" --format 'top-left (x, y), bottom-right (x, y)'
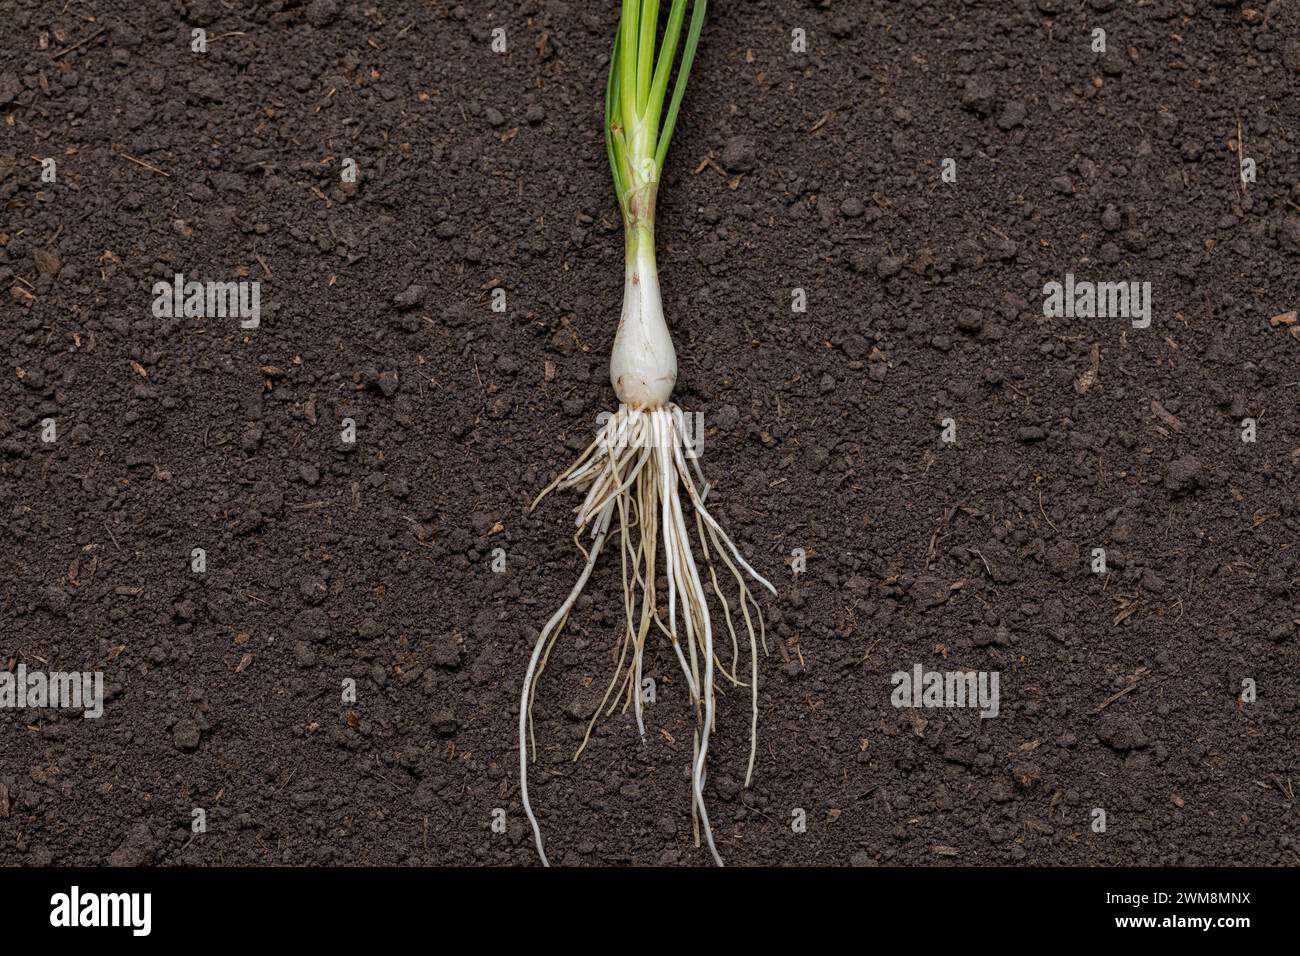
top-left (2, 0), bottom-right (1299, 868)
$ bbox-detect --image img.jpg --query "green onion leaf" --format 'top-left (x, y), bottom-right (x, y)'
top-left (653, 0), bottom-right (706, 175)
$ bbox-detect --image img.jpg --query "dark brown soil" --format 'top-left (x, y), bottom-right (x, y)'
top-left (2, 0), bottom-right (1299, 867)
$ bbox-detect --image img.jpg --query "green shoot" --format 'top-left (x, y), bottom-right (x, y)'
top-left (607, 0), bottom-right (707, 217)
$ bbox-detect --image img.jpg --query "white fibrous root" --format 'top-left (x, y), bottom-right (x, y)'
top-left (519, 399), bottom-right (775, 867)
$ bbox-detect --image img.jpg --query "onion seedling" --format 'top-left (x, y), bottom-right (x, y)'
top-left (519, 0), bottom-right (774, 867)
